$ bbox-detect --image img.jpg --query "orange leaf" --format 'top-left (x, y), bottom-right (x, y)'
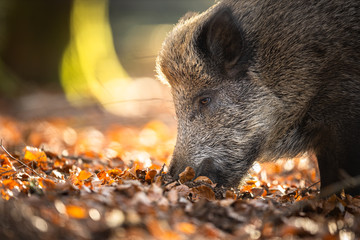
top-left (97, 170), bottom-right (107, 179)
top-left (261, 189), bottom-right (268, 197)
top-left (2, 179), bottom-right (21, 190)
top-left (107, 168), bottom-right (123, 178)
top-left (145, 169), bottom-right (157, 182)
top-left (77, 170), bottom-right (92, 181)
top-left (53, 158), bottom-right (66, 168)
top-left (0, 166), bottom-right (16, 177)
top-left (68, 174), bottom-right (81, 186)
top-left (246, 180), bottom-right (257, 185)
top-left (0, 154), bottom-right (13, 167)
top-left (241, 185), bottom-right (253, 192)
top-left (66, 205), bottom-right (87, 219)
top-left (1, 189), bottom-right (10, 201)
top-left (38, 178), bottom-right (56, 190)
top-left (23, 146), bottom-right (47, 162)
top-left (175, 222), bottom-right (196, 235)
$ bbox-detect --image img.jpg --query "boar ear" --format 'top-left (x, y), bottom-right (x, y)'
top-left (179, 12), bottom-right (198, 23)
top-left (198, 8), bottom-right (243, 73)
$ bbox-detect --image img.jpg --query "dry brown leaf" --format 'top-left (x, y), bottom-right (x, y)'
top-left (179, 166), bottom-right (195, 183)
top-left (194, 176), bottom-right (213, 184)
top-left (251, 187), bottom-right (266, 198)
top-left (225, 190), bottom-right (237, 200)
top-left (191, 185), bottom-right (215, 201)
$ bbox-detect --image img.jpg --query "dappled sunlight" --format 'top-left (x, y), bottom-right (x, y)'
top-left (61, 0), bottom-right (131, 114)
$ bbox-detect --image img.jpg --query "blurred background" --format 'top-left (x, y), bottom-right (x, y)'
top-left (0, 0), bottom-right (213, 125)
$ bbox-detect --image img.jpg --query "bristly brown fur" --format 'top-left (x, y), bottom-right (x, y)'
top-left (156, 0), bottom-right (360, 196)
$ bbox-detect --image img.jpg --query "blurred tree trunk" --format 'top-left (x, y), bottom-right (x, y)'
top-left (0, 0), bottom-right (72, 97)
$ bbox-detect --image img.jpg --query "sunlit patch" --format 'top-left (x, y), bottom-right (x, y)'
top-left (283, 159), bottom-right (295, 171)
top-left (292, 217), bottom-right (319, 235)
top-left (139, 128), bottom-right (158, 147)
top-left (105, 209), bottom-right (125, 228)
top-left (55, 200), bottom-right (66, 215)
top-left (328, 220), bottom-right (337, 235)
top-left (124, 151), bottom-right (153, 169)
top-left (298, 156), bottom-right (310, 170)
top-left (63, 127), bottom-right (77, 146)
top-left (31, 216), bottom-right (48, 232)
top-left (89, 208), bottom-right (101, 221)
top-left (244, 224), bottom-right (261, 239)
top-left (251, 162), bottom-right (261, 174)
top-left (339, 230), bottom-right (355, 240)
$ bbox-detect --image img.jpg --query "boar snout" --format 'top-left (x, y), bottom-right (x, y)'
top-left (169, 157), bottom-right (232, 187)
top-left (196, 158), bottom-right (221, 184)
top-left (168, 159), bottom-right (185, 180)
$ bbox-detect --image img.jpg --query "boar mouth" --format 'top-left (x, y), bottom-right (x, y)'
top-left (169, 157), bottom-right (240, 187)
top-left (196, 158), bottom-right (222, 184)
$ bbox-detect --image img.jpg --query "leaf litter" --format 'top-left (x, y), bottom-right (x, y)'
top-left (0, 116), bottom-right (359, 240)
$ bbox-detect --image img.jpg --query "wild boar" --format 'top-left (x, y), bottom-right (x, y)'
top-left (156, 0), bottom-right (360, 195)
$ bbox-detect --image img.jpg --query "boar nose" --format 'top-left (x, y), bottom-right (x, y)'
top-left (168, 159), bottom-right (185, 179)
top-left (196, 158), bottom-right (220, 184)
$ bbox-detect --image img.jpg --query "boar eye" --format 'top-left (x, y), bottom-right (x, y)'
top-left (199, 97), bottom-right (211, 106)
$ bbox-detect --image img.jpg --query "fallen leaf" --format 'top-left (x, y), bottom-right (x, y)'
top-left (175, 222), bottom-right (196, 235)
top-left (191, 185), bottom-right (215, 201)
top-left (174, 184), bottom-right (191, 198)
top-left (250, 188), bottom-right (265, 197)
top-left (179, 167), bottom-right (195, 183)
top-left (66, 204), bottom-right (88, 219)
top-left (145, 169), bottom-right (157, 183)
top-left (23, 146), bottom-right (47, 162)
top-left (225, 190), bottom-right (237, 200)
top-left (38, 178), bottom-right (56, 190)
top-left (194, 176), bottom-right (213, 184)
top-left (107, 168), bottom-right (123, 178)
top-left (0, 166), bottom-right (16, 177)
top-left (1, 179), bottom-right (21, 190)
top-left (77, 170), bottom-right (92, 181)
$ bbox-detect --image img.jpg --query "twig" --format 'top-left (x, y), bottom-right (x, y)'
top-left (293, 181), bottom-right (320, 200)
top-left (0, 169), bottom-right (16, 177)
top-left (306, 181), bottom-right (320, 190)
top-left (0, 140), bottom-right (41, 177)
top-left (156, 164), bottom-right (167, 177)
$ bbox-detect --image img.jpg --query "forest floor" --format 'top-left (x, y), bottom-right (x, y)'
top-left (0, 92), bottom-right (359, 240)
